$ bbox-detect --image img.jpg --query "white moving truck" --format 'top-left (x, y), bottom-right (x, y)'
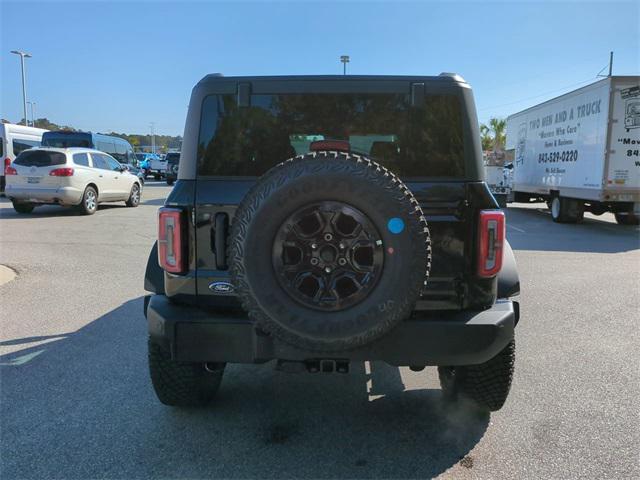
top-left (506, 76), bottom-right (640, 224)
top-left (484, 151), bottom-right (513, 207)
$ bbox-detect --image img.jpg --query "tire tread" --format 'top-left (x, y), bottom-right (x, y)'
top-left (438, 339), bottom-right (515, 412)
top-left (148, 339), bottom-right (224, 407)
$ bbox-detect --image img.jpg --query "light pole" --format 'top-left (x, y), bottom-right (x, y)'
top-left (10, 50), bottom-right (32, 126)
top-left (340, 55), bottom-right (350, 75)
top-left (150, 122), bottom-right (156, 154)
top-left (27, 101), bottom-right (36, 127)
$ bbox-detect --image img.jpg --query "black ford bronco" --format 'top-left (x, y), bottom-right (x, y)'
top-left (144, 74), bottom-right (520, 412)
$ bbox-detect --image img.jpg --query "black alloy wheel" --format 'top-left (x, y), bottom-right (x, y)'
top-left (273, 201), bottom-right (384, 311)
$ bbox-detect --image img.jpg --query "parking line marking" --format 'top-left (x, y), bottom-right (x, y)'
top-left (508, 224), bottom-right (526, 233)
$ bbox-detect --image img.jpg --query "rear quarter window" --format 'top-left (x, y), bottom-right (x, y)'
top-left (73, 153), bottom-right (89, 166)
top-left (196, 92), bottom-right (465, 178)
top-left (14, 150), bottom-right (66, 167)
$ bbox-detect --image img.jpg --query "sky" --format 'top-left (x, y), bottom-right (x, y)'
top-left (1, 0), bottom-right (638, 136)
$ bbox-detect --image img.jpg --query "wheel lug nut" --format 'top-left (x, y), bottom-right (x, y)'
top-left (338, 258), bottom-right (347, 266)
top-left (339, 243), bottom-right (346, 250)
top-left (310, 258), bottom-right (319, 266)
top-left (325, 267), bottom-right (332, 273)
top-left (311, 243), bottom-right (318, 249)
top-left (324, 233), bottom-right (333, 241)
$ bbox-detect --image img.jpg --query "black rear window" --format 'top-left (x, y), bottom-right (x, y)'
top-left (42, 132), bottom-right (92, 148)
top-left (197, 93), bottom-right (465, 178)
top-left (166, 153), bottom-right (180, 163)
top-left (14, 150), bottom-right (66, 167)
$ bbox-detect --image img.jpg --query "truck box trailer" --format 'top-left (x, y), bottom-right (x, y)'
top-left (505, 76), bottom-right (640, 224)
top-left (483, 151), bottom-right (513, 208)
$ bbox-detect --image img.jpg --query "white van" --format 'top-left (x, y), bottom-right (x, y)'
top-left (1, 123), bottom-right (49, 194)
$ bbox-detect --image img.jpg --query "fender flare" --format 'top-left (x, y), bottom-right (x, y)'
top-left (144, 241), bottom-right (165, 295)
top-left (498, 240), bottom-right (520, 298)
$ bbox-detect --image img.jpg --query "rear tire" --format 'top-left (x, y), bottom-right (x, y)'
top-left (79, 186), bottom-right (98, 215)
top-left (495, 194), bottom-right (507, 208)
top-left (615, 211), bottom-right (639, 225)
top-left (12, 201), bottom-right (35, 214)
top-left (125, 183), bottom-right (141, 207)
top-left (550, 196), bottom-right (583, 223)
top-left (438, 339), bottom-right (515, 412)
top-left (148, 339), bottom-right (225, 407)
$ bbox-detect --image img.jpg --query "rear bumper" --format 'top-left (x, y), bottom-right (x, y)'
top-left (5, 184), bottom-right (83, 205)
top-left (145, 295), bottom-right (518, 366)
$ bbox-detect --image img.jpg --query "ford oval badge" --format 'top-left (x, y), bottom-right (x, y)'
top-left (209, 281), bottom-right (235, 294)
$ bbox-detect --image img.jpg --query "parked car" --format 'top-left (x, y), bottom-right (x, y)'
top-left (135, 153), bottom-right (161, 177)
top-left (5, 147), bottom-right (142, 215)
top-left (122, 163), bottom-right (146, 186)
top-left (165, 152), bottom-right (180, 185)
top-left (1, 123), bottom-right (49, 194)
top-left (143, 74), bottom-right (520, 412)
top-left (148, 155), bottom-right (167, 179)
top-left (42, 130), bottom-right (137, 167)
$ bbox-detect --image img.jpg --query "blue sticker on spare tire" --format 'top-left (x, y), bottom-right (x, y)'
top-left (387, 217), bottom-right (405, 234)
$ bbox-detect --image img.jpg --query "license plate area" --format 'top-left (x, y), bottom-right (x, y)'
top-left (27, 177), bottom-right (40, 184)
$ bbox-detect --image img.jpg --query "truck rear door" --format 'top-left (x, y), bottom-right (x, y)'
top-left (605, 77), bottom-right (640, 196)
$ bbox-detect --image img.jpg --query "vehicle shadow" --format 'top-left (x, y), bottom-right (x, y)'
top-left (1, 298), bottom-right (488, 479)
top-left (141, 197), bottom-right (167, 206)
top-left (0, 200), bottom-right (132, 219)
top-left (506, 205), bottom-right (640, 253)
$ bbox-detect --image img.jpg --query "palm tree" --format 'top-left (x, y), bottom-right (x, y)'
top-left (480, 123), bottom-right (493, 151)
top-left (489, 117), bottom-right (506, 151)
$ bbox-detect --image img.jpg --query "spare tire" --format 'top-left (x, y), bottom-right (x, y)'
top-left (229, 151), bottom-right (431, 352)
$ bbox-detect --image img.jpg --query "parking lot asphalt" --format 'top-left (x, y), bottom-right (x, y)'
top-left (1, 183), bottom-right (639, 479)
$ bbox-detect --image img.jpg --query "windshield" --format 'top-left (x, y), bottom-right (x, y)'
top-left (197, 93), bottom-right (465, 177)
top-left (42, 132), bottom-right (92, 148)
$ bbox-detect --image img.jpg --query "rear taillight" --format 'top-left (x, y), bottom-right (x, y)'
top-left (158, 208), bottom-right (186, 274)
top-left (5, 166), bottom-right (17, 175)
top-left (49, 168), bottom-right (74, 176)
top-left (477, 210), bottom-right (505, 278)
top-left (4, 157), bottom-right (11, 170)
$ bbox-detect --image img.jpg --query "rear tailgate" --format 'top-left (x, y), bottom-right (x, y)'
top-left (194, 179), bottom-right (498, 311)
top-left (9, 150), bottom-right (68, 189)
top-left (151, 159), bottom-right (168, 171)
